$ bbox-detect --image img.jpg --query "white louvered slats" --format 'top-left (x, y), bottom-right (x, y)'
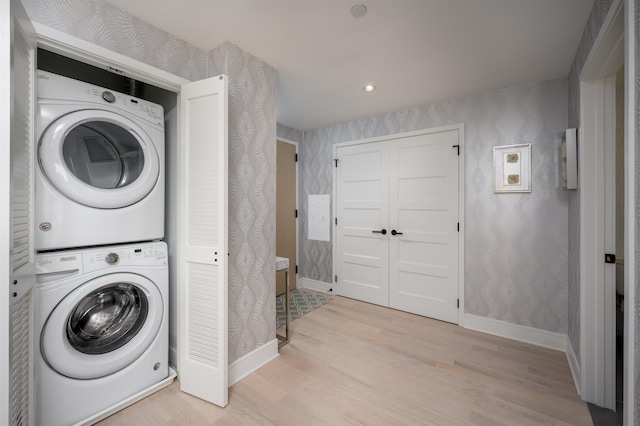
top-left (10, 2), bottom-right (33, 274)
top-left (2, 1), bottom-right (36, 425)
top-left (10, 290), bottom-right (31, 426)
top-left (178, 76), bottom-right (228, 407)
top-left (187, 96), bottom-right (219, 247)
top-left (186, 263), bottom-right (219, 366)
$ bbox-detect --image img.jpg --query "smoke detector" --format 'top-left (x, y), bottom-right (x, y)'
top-left (350, 5), bottom-right (367, 18)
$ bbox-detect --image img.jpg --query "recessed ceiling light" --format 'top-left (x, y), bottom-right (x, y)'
top-left (351, 4), bottom-right (367, 18)
top-left (363, 84), bottom-right (376, 92)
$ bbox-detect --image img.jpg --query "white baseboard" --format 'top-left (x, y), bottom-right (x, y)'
top-left (463, 314), bottom-right (568, 352)
top-left (228, 339), bottom-right (279, 386)
top-left (299, 277), bottom-right (333, 294)
top-left (566, 339), bottom-right (581, 395)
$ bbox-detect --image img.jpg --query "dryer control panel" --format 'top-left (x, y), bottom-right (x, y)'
top-left (36, 70), bottom-right (164, 128)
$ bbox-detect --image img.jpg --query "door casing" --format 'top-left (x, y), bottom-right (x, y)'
top-left (332, 124), bottom-right (465, 325)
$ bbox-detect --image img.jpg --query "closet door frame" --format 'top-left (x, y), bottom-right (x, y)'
top-left (332, 123), bottom-right (465, 325)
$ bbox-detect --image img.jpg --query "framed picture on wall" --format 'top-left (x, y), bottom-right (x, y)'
top-left (493, 143), bottom-right (531, 193)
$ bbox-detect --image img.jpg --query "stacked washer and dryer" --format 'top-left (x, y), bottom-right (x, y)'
top-left (34, 71), bottom-right (170, 426)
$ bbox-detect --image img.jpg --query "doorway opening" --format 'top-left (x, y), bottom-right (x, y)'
top-left (275, 139), bottom-right (299, 296)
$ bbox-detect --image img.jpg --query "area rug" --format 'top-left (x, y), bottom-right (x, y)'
top-left (276, 289), bottom-right (332, 329)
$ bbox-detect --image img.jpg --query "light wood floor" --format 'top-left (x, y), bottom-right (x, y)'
top-left (97, 295), bottom-right (592, 425)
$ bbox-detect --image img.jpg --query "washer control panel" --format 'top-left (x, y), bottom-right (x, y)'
top-left (36, 242), bottom-right (167, 276)
top-left (84, 242), bottom-right (167, 272)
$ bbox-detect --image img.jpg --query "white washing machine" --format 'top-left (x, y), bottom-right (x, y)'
top-left (36, 70), bottom-right (165, 251)
top-left (34, 242), bottom-right (169, 426)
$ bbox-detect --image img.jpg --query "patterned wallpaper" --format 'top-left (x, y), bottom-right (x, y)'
top-left (24, 0), bottom-right (278, 364)
top-left (301, 78), bottom-right (570, 334)
top-left (209, 42), bottom-right (277, 363)
top-left (276, 123), bottom-right (303, 143)
top-left (22, 0), bottom-right (208, 81)
top-left (566, 0), bottom-right (614, 370)
top-left (635, 0), bottom-right (640, 419)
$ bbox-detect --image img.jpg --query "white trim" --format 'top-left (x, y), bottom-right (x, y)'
top-left (566, 339), bottom-right (582, 396)
top-left (78, 367), bottom-right (177, 426)
top-left (457, 124), bottom-right (466, 327)
top-left (463, 314), bottom-right (567, 352)
top-left (577, 0), bottom-right (624, 410)
top-left (580, 0), bottom-right (625, 81)
top-left (228, 339), bottom-right (279, 386)
top-left (333, 123), bottom-right (464, 150)
top-left (298, 277), bottom-right (333, 294)
top-left (623, 0), bottom-right (636, 423)
top-left (34, 23), bottom-right (190, 92)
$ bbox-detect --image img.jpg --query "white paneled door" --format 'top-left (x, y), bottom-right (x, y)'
top-left (335, 141), bottom-right (390, 306)
top-left (178, 75), bottom-right (229, 407)
top-left (335, 126), bottom-right (462, 323)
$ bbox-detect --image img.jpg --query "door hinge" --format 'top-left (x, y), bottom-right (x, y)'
top-left (605, 253), bottom-right (616, 264)
top-left (295, 153), bottom-right (298, 162)
top-left (457, 222), bottom-right (460, 232)
top-left (296, 265), bottom-right (298, 274)
top-left (335, 275), bottom-right (338, 283)
top-left (457, 299), bottom-right (460, 309)
top-left (453, 145), bottom-right (460, 155)
top-left (335, 217), bottom-right (338, 225)
top-left (334, 159), bottom-right (339, 167)
top-left (295, 209), bottom-right (298, 218)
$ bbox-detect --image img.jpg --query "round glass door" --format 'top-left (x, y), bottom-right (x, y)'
top-left (61, 121), bottom-right (145, 190)
top-left (39, 109), bottom-right (160, 209)
top-left (41, 273), bottom-right (163, 380)
top-left (67, 283), bottom-right (148, 355)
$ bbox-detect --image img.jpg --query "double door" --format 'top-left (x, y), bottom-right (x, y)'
top-left (335, 126), bottom-right (462, 323)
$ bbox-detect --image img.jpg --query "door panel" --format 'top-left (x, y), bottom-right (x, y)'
top-left (178, 75), bottom-right (228, 407)
top-left (276, 140), bottom-right (297, 295)
top-left (389, 130), bottom-right (459, 322)
top-left (389, 131), bottom-right (459, 323)
top-left (334, 128), bottom-right (460, 324)
top-left (336, 141), bottom-right (389, 306)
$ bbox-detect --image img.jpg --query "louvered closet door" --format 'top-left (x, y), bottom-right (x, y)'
top-left (178, 75), bottom-right (229, 407)
top-left (1, 0), bottom-right (37, 424)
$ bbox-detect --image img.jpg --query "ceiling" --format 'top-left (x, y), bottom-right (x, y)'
top-left (104, 0), bottom-right (594, 132)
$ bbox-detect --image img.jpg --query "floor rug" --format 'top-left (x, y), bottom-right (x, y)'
top-left (276, 289), bottom-right (332, 329)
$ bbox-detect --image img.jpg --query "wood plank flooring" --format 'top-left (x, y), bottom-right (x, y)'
top-left (97, 295), bottom-right (592, 425)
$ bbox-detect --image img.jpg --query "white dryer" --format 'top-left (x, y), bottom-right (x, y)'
top-left (36, 70), bottom-right (165, 251)
top-left (34, 242), bottom-right (169, 426)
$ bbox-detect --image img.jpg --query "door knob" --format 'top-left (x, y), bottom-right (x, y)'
top-left (372, 229), bottom-right (387, 235)
top-left (391, 230), bottom-right (403, 236)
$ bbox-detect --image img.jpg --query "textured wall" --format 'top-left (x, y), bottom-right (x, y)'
top-left (301, 79), bottom-right (570, 334)
top-left (566, 0), bottom-right (614, 368)
top-left (22, 0), bottom-right (208, 81)
top-left (276, 123), bottom-right (303, 143)
top-left (209, 42), bottom-right (277, 363)
top-left (635, 0), bottom-right (640, 421)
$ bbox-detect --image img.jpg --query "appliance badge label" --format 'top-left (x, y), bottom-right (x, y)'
top-left (39, 222), bottom-right (52, 231)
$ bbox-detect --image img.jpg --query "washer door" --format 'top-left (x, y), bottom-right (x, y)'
top-left (41, 273), bottom-right (163, 379)
top-left (39, 109), bottom-right (160, 209)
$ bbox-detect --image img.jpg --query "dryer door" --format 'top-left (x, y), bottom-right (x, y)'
top-left (38, 109), bottom-right (160, 209)
top-left (41, 273), bottom-right (163, 379)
